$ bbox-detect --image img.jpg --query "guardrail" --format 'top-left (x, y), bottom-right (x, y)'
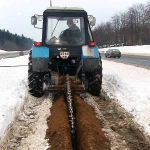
top-left (0, 51), bottom-right (30, 59)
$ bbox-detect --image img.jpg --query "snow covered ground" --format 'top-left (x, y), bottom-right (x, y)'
top-left (100, 45), bottom-right (150, 56)
top-left (0, 46), bottom-right (150, 144)
top-left (0, 56), bottom-right (28, 139)
top-left (102, 60), bottom-right (150, 137)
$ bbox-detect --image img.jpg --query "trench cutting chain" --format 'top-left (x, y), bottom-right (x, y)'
top-left (66, 75), bottom-right (75, 134)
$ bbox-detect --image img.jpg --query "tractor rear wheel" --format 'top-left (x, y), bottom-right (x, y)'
top-left (87, 66), bottom-right (102, 96)
top-left (28, 51), bottom-right (44, 98)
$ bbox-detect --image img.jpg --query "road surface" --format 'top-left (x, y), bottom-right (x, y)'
top-left (101, 53), bottom-right (150, 70)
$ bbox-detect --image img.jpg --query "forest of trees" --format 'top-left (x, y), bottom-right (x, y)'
top-left (0, 29), bottom-right (33, 51)
top-left (93, 1), bottom-right (150, 47)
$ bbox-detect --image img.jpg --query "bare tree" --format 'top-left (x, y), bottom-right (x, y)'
top-left (93, 1), bottom-right (150, 46)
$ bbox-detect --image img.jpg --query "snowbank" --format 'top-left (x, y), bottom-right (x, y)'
top-left (102, 59), bottom-right (150, 136)
top-left (0, 50), bottom-right (8, 54)
top-left (0, 56), bottom-right (28, 139)
top-left (100, 45), bottom-right (150, 56)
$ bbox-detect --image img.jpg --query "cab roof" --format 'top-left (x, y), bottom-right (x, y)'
top-left (46, 7), bottom-right (84, 11)
top-left (44, 6), bottom-right (87, 14)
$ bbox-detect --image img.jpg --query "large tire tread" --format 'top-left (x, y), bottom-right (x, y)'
top-left (28, 51), bottom-right (44, 98)
top-left (87, 66), bottom-right (102, 96)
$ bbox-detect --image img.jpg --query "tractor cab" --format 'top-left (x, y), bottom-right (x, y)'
top-left (31, 7), bottom-right (96, 47)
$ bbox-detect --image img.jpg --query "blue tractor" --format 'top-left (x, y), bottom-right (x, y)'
top-left (29, 7), bottom-right (102, 97)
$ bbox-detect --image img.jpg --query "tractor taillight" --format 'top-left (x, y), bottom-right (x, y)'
top-left (89, 41), bottom-right (96, 47)
top-left (34, 42), bottom-right (42, 46)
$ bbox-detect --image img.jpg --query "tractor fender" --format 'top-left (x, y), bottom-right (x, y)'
top-left (32, 46), bottom-right (49, 72)
top-left (82, 45), bottom-right (100, 72)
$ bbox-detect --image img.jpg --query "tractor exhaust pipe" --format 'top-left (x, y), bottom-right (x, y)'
top-left (50, 0), bottom-right (52, 7)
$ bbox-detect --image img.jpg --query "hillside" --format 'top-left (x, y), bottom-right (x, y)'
top-left (0, 29), bottom-right (33, 51)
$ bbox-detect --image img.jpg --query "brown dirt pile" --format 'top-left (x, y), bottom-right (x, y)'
top-left (73, 94), bottom-right (111, 150)
top-left (46, 95), bottom-right (73, 150)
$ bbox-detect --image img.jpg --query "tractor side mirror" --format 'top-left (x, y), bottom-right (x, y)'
top-left (31, 16), bottom-right (37, 25)
top-left (88, 15), bottom-right (96, 26)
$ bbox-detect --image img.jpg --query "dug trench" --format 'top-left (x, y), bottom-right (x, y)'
top-left (45, 93), bottom-right (111, 150)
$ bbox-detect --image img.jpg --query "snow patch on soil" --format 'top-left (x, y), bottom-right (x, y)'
top-left (18, 96), bottom-right (52, 150)
top-left (0, 94), bottom-right (53, 150)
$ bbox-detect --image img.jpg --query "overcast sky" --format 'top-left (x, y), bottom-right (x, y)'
top-left (0, 0), bottom-right (148, 41)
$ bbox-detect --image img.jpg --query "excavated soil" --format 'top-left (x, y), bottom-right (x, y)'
top-left (73, 94), bottom-right (110, 150)
top-left (46, 94), bottom-right (111, 150)
top-left (46, 94), bottom-right (73, 150)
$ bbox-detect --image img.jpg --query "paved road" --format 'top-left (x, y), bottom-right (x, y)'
top-left (101, 53), bottom-right (150, 70)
